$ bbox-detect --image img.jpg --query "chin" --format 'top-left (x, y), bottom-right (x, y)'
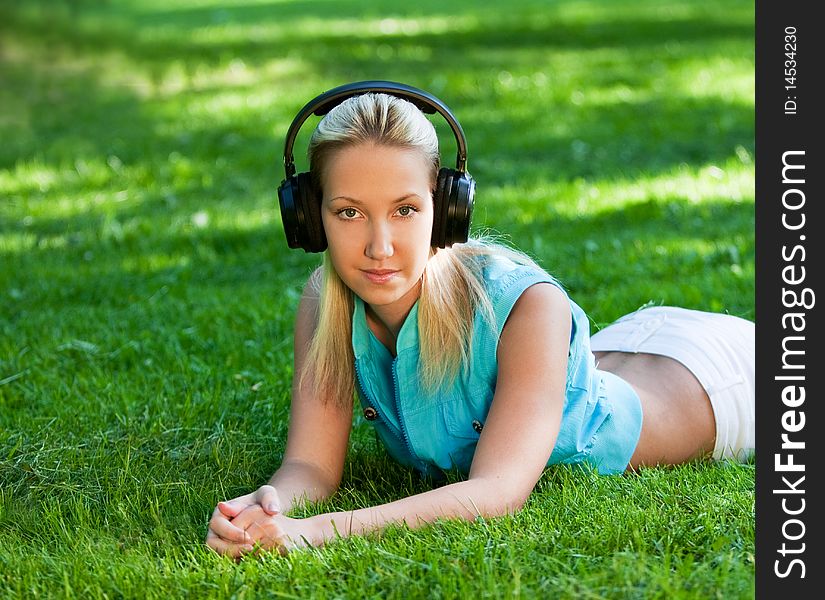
top-left (353, 286), bottom-right (405, 307)
top-left (353, 277), bottom-right (417, 306)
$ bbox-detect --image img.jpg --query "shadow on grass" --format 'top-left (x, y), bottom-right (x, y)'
top-left (1, 0), bottom-right (753, 178)
top-left (4, 1), bottom-right (753, 66)
top-left (3, 195), bottom-right (753, 317)
top-left (1, 0), bottom-right (754, 394)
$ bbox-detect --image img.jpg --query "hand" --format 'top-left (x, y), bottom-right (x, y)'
top-left (206, 485), bottom-right (282, 556)
top-left (231, 505), bottom-right (317, 558)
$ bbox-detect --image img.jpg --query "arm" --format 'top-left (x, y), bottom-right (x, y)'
top-left (206, 268), bottom-right (353, 554)
top-left (236, 282), bottom-right (571, 552)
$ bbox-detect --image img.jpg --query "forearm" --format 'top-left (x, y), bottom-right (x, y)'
top-left (307, 477), bottom-right (523, 545)
top-left (268, 459), bottom-right (339, 514)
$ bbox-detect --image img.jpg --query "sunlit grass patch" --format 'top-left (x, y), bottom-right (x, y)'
top-left (0, 0), bottom-right (754, 597)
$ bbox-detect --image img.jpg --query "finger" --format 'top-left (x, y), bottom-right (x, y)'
top-left (256, 485), bottom-right (282, 515)
top-left (217, 493), bottom-right (254, 518)
top-left (208, 514), bottom-right (251, 545)
top-left (206, 531), bottom-right (254, 559)
top-left (217, 501), bottom-right (240, 518)
top-left (245, 519), bottom-right (290, 556)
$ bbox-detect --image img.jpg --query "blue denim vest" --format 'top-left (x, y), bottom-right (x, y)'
top-left (352, 255), bottom-right (642, 479)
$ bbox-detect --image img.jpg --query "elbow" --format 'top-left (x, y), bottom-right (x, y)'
top-left (279, 458), bottom-right (342, 501)
top-left (312, 472), bottom-right (342, 501)
top-left (474, 478), bottom-right (531, 518)
top-left (485, 496), bottom-right (527, 519)
top-left (498, 493), bottom-right (529, 516)
top-left (320, 479), bottom-right (341, 500)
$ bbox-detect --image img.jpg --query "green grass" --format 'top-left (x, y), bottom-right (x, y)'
top-left (1, 0), bottom-right (754, 597)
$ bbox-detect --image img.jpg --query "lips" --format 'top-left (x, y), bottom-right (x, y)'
top-left (362, 269), bottom-right (399, 284)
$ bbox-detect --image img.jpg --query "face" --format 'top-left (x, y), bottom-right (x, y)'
top-left (320, 143), bottom-right (435, 316)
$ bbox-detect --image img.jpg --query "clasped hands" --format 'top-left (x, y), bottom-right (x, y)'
top-left (206, 485), bottom-right (317, 559)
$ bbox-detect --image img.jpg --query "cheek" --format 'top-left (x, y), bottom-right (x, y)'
top-left (320, 211), bottom-right (334, 236)
top-left (322, 214), bottom-right (351, 245)
top-left (417, 209), bottom-right (435, 252)
top-left (409, 222), bottom-right (435, 266)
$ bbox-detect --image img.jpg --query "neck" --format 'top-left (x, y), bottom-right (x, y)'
top-left (364, 279), bottom-right (422, 341)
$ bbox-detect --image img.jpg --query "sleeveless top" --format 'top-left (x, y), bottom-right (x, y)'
top-left (351, 253), bottom-right (643, 479)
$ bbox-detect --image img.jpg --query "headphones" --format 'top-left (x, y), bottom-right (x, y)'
top-left (278, 80), bottom-right (475, 253)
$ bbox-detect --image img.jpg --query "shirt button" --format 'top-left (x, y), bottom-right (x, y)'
top-left (472, 420), bottom-right (483, 433)
top-left (364, 407), bottom-right (378, 421)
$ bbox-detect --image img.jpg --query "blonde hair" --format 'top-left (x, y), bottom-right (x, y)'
top-left (297, 93), bottom-right (545, 407)
top-left (307, 92), bottom-right (440, 192)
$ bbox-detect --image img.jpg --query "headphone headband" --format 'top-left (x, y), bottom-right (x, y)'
top-left (282, 80), bottom-right (469, 178)
top-left (278, 81), bottom-right (475, 252)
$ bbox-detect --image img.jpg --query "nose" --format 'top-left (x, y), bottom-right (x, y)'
top-left (365, 221), bottom-right (394, 260)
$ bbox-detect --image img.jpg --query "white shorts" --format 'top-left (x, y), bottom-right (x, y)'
top-left (590, 306), bottom-right (755, 462)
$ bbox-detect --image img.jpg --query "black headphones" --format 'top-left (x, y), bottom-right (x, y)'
top-left (278, 80), bottom-right (475, 253)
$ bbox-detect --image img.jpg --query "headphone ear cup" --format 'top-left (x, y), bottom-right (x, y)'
top-left (431, 167), bottom-right (453, 248)
top-left (433, 168), bottom-right (474, 247)
top-left (297, 172), bottom-right (327, 253)
top-left (447, 171), bottom-right (474, 245)
top-left (278, 172), bottom-right (326, 252)
top-left (278, 175), bottom-right (302, 250)
top-left (431, 168), bottom-right (447, 248)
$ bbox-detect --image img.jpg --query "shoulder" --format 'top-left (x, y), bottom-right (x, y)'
top-left (510, 280), bottom-right (569, 312)
top-left (473, 251), bottom-right (568, 333)
top-left (496, 282), bottom-right (572, 378)
top-left (468, 247), bottom-right (564, 298)
top-left (502, 282), bottom-right (571, 340)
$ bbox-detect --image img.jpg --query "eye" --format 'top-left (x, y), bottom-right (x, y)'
top-left (337, 207), bottom-right (359, 220)
top-left (396, 205), bottom-right (418, 218)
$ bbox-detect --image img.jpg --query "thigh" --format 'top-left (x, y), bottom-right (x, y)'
top-left (594, 351), bottom-right (716, 468)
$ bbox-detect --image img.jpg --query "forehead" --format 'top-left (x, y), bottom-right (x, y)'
top-left (322, 144), bottom-right (433, 197)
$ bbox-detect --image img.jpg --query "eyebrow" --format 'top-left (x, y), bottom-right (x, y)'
top-left (328, 194), bottom-right (422, 205)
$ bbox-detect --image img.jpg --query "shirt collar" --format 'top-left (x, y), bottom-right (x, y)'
top-left (352, 294), bottom-right (420, 360)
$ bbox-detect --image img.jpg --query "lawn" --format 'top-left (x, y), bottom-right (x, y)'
top-left (0, 0), bottom-right (754, 598)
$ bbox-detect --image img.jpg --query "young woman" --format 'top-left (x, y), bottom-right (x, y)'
top-left (205, 82), bottom-right (755, 558)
